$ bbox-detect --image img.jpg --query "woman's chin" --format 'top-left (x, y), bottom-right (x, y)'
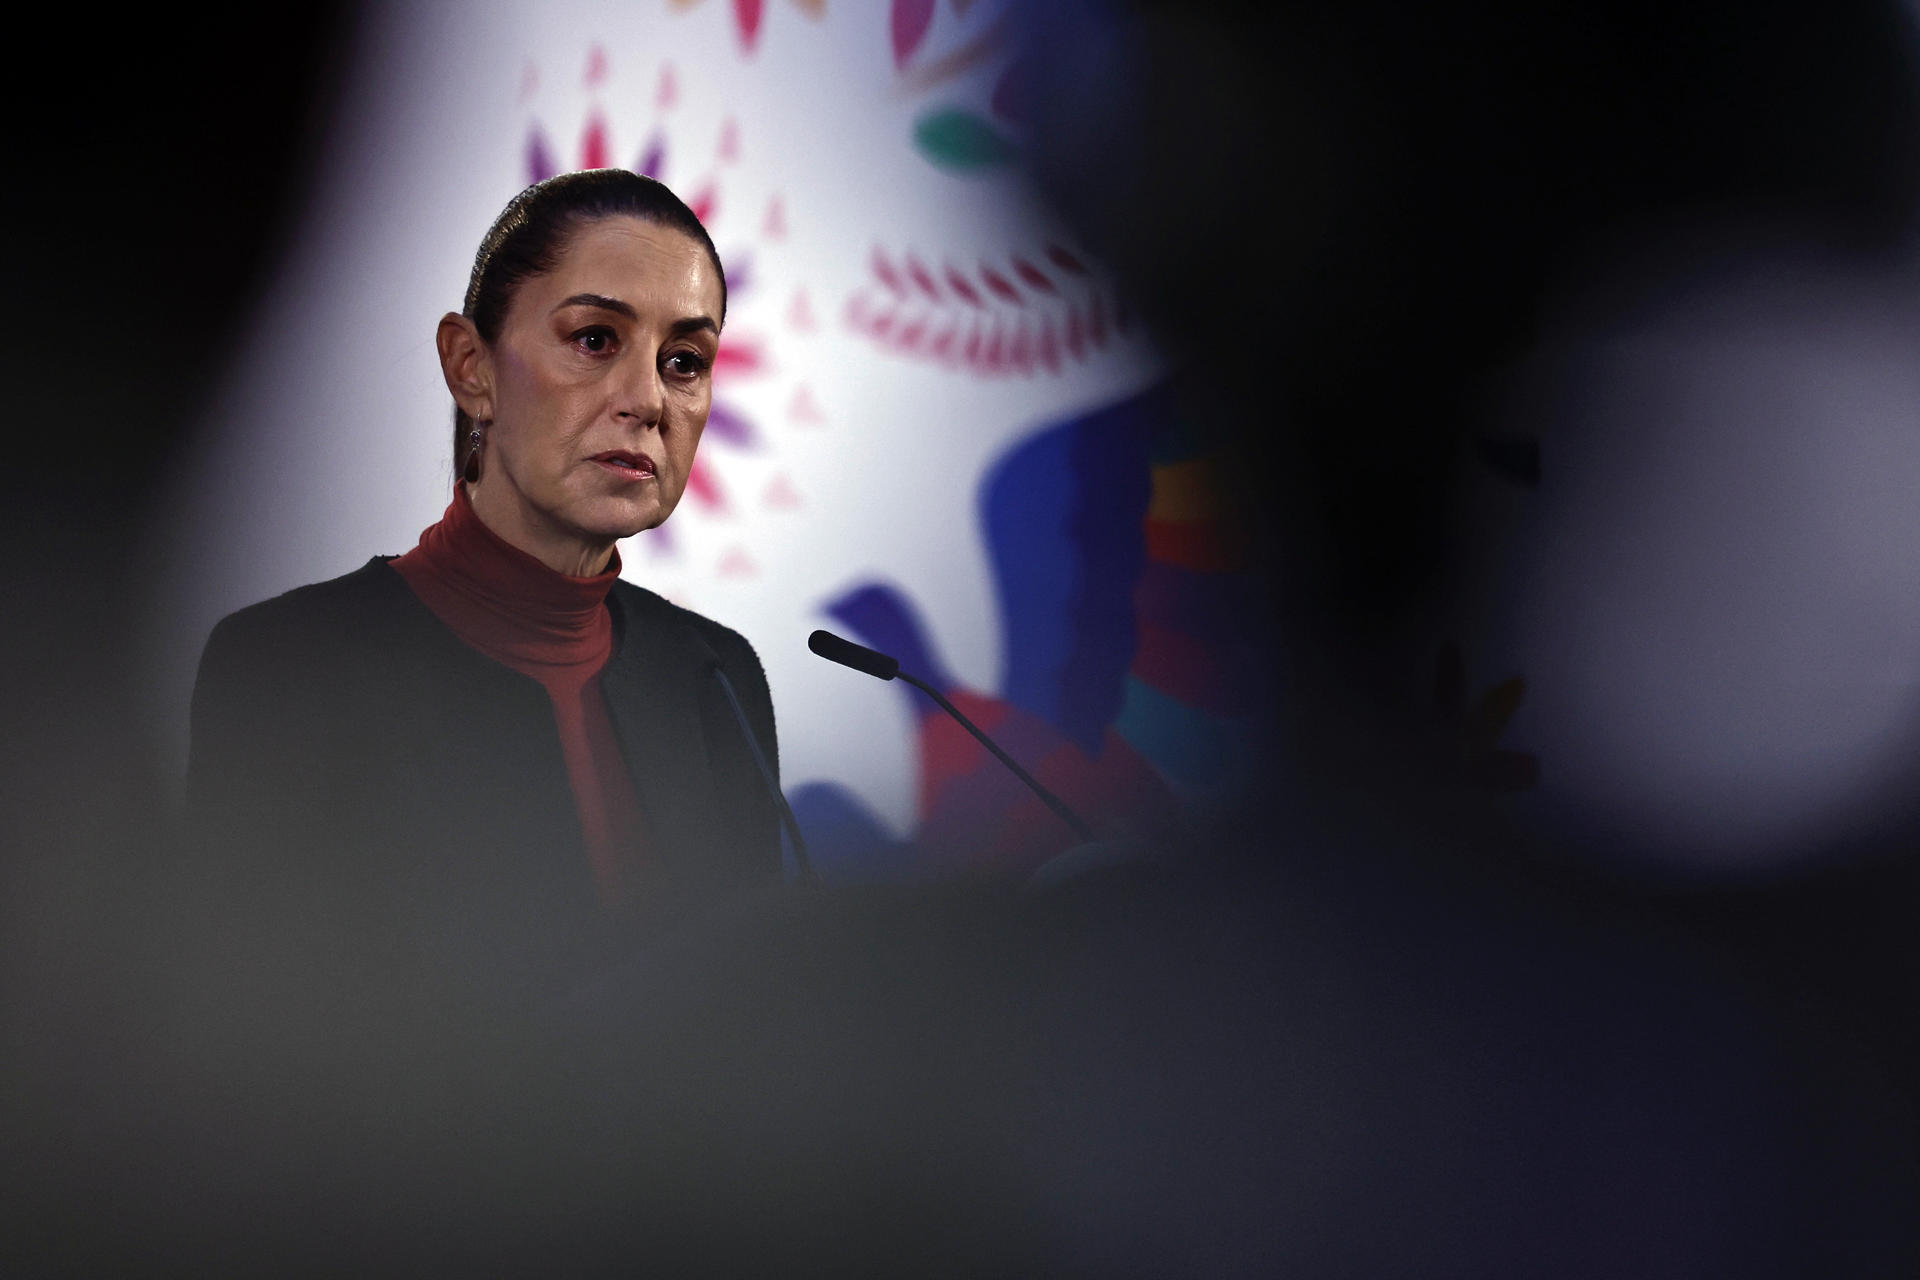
top-left (575, 493), bottom-right (675, 542)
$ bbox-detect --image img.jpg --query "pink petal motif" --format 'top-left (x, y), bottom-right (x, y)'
top-left (685, 459), bottom-right (727, 512)
top-left (980, 263), bottom-right (1022, 304)
top-left (763, 194), bottom-right (786, 240)
top-left (704, 401), bottom-right (760, 449)
top-left (872, 246), bottom-right (906, 295)
top-left (713, 338), bottom-right (766, 379)
top-left (845, 292), bottom-right (870, 328)
top-left (645, 521), bottom-right (676, 555)
top-left (870, 308), bottom-right (897, 340)
top-left (1012, 256), bottom-right (1055, 293)
top-left (718, 116), bottom-right (740, 163)
top-left (733, 0), bottom-right (765, 54)
top-left (656, 63), bottom-right (679, 109)
top-left (635, 131), bottom-right (666, 179)
top-left (899, 316), bottom-right (928, 351)
top-left (983, 322), bottom-right (1006, 373)
top-left (688, 182), bottom-right (718, 225)
top-left (585, 43), bottom-right (608, 87)
top-left (526, 125), bottom-right (557, 184)
top-left (1009, 321), bottom-right (1033, 375)
top-left (787, 384), bottom-right (824, 423)
top-left (930, 322), bottom-right (959, 362)
top-left (962, 321), bottom-right (983, 366)
top-left (944, 266), bottom-right (983, 307)
top-left (891, 0), bottom-right (936, 68)
top-left (717, 546), bottom-right (758, 577)
top-left (1064, 305), bottom-right (1086, 359)
top-left (581, 111), bottom-right (610, 170)
top-left (762, 473), bottom-right (803, 510)
top-left (1037, 317), bottom-right (1061, 373)
top-left (905, 255), bottom-right (941, 301)
top-left (1046, 242), bottom-right (1088, 274)
top-left (787, 287), bottom-right (815, 331)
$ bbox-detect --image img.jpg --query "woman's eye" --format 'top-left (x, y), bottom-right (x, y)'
top-left (665, 350), bottom-right (711, 377)
top-left (573, 326), bottom-right (616, 354)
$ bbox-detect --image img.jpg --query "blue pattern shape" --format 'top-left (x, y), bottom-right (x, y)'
top-left (980, 384), bottom-right (1169, 751)
top-left (786, 782), bottom-right (915, 881)
top-left (825, 582), bottom-right (958, 693)
top-left (1111, 676), bottom-right (1247, 793)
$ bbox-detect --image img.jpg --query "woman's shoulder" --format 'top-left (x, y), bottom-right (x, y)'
top-left (203, 558), bottom-right (420, 659)
top-left (608, 579), bottom-right (763, 670)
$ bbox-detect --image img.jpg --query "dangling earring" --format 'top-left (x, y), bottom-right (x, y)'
top-left (463, 425), bottom-right (484, 485)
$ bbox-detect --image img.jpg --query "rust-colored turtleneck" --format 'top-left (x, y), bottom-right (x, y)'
top-left (391, 484), bottom-right (644, 905)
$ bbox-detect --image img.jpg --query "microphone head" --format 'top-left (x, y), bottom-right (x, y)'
top-left (808, 629), bottom-right (900, 681)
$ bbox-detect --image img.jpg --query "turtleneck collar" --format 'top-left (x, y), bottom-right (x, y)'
top-left (391, 483), bottom-right (620, 676)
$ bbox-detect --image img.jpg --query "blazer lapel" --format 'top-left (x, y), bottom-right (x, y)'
top-left (599, 585), bottom-right (716, 877)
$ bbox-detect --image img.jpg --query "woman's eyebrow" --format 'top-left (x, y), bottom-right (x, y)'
top-left (552, 296), bottom-right (716, 338)
top-left (553, 292), bottom-right (638, 319)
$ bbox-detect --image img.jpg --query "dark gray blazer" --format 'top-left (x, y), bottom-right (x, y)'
top-left (186, 557), bottom-right (783, 1003)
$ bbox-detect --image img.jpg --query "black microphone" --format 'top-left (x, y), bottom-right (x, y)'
top-left (807, 628), bottom-right (1097, 843)
top-left (806, 629), bottom-right (898, 681)
top-left (695, 638), bottom-right (817, 885)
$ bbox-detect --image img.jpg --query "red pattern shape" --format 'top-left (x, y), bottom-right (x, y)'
top-left (849, 240), bottom-right (1125, 377)
top-left (891, 0), bottom-right (936, 68)
top-left (906, 255), bottom-right (941, 301)
top-left (1131, 621), bottom-right (1239, 714)
top-left (1143, 518), bottom-right (1247, 574)
top-left (713, 339), bottom-right (768, 380)
top-left (943, 266), bottom-right (983, 306)
top-left (688, 182), bottom-right (718, 225)
top-left (1012, 256), bottom-right (1055, 293)
top-left (979, 263), bottom-right (1021, 305)
top-left (581, 112), bottom-right (610, 170)
top-left (685, 459), bottom-right (728, 513)
top-left (733, 0), bottom-right (766, 53)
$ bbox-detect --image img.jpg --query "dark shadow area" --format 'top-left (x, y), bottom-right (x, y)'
top-left (0, 9), bottom-right (361, 1270)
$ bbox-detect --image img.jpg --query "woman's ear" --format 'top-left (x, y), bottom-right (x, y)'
top-left (436, 313), bottom-right (494, 421)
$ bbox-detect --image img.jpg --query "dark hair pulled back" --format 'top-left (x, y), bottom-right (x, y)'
top-left (453, 168), bottom-right (726, 477)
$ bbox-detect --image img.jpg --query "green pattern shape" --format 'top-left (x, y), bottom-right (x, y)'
top-left (913, 108), bottom-right (1018, 171)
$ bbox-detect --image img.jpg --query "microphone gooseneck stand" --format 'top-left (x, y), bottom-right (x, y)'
top-left (807, 629), bottom-right (1097, 844)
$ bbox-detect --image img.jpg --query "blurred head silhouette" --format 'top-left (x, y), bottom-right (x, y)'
top-left (1021, 0), bottom-right (1920, 879)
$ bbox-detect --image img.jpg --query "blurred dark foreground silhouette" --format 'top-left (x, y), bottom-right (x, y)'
top-left (8, 1), bottom-right (1920, 1274)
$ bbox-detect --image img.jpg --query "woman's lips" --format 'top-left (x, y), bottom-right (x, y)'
top-left (590, 450), bottom-right (657, 481)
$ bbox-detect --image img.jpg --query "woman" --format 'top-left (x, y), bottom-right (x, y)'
top-left (186, 170), bottom-right (782, 1004)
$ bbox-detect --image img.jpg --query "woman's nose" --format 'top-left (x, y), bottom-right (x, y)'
top-left (613, 356), bottom-right (666, 427)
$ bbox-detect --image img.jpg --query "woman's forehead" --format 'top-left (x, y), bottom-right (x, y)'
top-left (535, 216), bottom-right (721, 314)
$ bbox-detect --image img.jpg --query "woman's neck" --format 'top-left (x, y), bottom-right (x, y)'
top-left (466, 478), bottom-right (617, 578)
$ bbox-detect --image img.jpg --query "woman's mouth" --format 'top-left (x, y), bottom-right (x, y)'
top-left (591, 450), bottom-right (657, 481)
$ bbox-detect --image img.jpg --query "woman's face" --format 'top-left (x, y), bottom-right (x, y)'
top-left (467, 216), bottom-right (724, 574)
